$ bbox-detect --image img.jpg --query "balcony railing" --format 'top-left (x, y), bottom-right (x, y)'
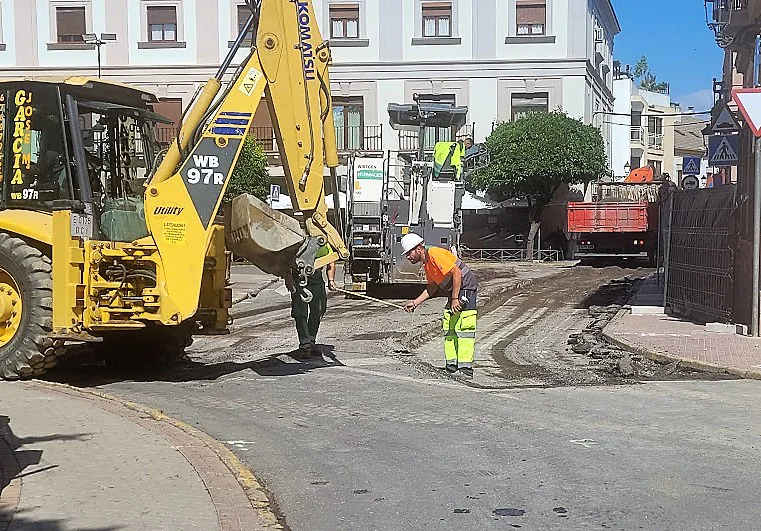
top-left (250, 125), bottom-right (382, 154)
top-left (399, 123), bottom-right (475, 152)
top-left (630, 126), bottom-right (645, 145)
top-left (155, 126), bottom-right (178, 148)
top-left (157, 124), bottom-right (382, 156)
top-left (335, 125), bottom-right (383, 153)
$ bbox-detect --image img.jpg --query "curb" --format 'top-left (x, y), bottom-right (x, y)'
top-left (601, 306), bottom-right (761, 382)
top-left (25, 380), bottom-right (284, 531)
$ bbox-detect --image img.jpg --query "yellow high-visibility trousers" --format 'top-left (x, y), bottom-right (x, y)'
top-left (443, 309), bottom-right (477, 368)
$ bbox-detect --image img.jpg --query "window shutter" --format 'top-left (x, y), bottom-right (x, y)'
top-left (330, 4), bottom-right (359, 19)
top-left (147, 6), bottom-right (177, 25)
top-left (422, 2), bottom-right (452, 18)
top-left (57, 7), bottom-right (86, 36)
top-left (237, 5), bottom-right (250, 28)
top-left (516, 1), bottom-right (546, 25)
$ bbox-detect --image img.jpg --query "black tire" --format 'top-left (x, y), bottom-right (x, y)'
top-left (0, 234), bottom-right (54, 380)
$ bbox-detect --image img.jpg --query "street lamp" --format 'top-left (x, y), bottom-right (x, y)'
top-left (82, 33), bottom-right (116, 78)
top-left (624, 161), bottom-right (631, 177)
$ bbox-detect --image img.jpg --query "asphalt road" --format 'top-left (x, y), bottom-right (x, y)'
top-left (45, 263), bottom-right (761, 531)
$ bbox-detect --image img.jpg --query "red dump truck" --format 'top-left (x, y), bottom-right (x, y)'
top-left (565, 180), bottom-right (666, 263)
top-left (541, 169), bottom-right (671, 263)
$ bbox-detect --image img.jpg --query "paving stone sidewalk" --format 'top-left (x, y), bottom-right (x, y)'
top-left (0, 382), bottom-right (276, 531)
top-left (604, 275), bottom-right (761, 379)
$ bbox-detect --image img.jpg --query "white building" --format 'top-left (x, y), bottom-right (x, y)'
top-left (610, 75), bottom-right (678, 181)
top-left (0, 0), bottom-right (619, 161)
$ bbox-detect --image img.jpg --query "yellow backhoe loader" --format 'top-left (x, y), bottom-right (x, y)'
top-left (0, 0), bottom-right (347, 379)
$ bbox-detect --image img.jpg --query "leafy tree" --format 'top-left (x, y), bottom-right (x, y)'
top-left (224, 135), bottom-right (270, 202)
top-left (472, 111), bottom-right (607, 260)
top-left (632, 55), bottom-right (669, 93)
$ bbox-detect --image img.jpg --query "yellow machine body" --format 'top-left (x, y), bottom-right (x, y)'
top-left (0, 0), bottom-right (346, 377)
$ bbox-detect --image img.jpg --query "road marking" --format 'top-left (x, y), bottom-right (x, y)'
top-left (570, 438), bottom-right (598, 449)
top-left (338, 357), bottom-right (395, 367)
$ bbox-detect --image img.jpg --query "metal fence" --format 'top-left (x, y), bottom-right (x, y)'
top-left (460, 247), bottom-right (562, 262)
top-left (665, 185), bottom-right (736, 323)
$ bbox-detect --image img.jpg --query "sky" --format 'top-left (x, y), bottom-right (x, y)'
top-left (610, 0), bottom-right (724, 112)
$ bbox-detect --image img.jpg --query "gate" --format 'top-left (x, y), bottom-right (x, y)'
top-left (665, 185), bottom-right (736, 323)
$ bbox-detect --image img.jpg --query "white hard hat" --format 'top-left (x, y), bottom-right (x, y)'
top-left (400, 233), bottom-right (424, 255)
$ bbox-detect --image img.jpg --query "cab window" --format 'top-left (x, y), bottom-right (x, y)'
top-left (5, 86), bottom-right (72, 208)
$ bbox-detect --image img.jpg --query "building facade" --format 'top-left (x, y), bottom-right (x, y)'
top-left (610, 76), bottom-right (677, 181)
top-left (0, 0), bottom-right (619, 163)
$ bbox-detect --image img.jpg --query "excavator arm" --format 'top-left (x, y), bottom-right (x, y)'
top-left (143, 0), bottom-right (347, 319)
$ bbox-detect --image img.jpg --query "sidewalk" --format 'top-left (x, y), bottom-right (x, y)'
top-left (603, 275), bottom-right (761, 379)
top-left (0, 382), bottom-right (278, 531)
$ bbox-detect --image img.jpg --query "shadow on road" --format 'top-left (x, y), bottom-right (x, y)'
top-left (42, 344), bottom-right (344, 388)
top-left (0, 416), bottom-right (95, 530)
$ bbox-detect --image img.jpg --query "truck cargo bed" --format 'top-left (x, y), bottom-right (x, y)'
top-left (567, 202), bottom-right (650, 233)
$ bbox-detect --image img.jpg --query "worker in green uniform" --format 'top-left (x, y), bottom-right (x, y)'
top-left (289, 244), bottom-right (337, 357)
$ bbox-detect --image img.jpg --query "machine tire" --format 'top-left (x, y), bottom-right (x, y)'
top-left (0, 234), bottom-right (54, 380)
top-left (100, 323), bottom-right (193, 374)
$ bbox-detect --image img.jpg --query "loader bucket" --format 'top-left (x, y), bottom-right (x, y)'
top-left (225, 194), bottom-right (306, 278)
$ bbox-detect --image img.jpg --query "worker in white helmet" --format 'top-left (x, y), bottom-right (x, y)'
top-left (401, 233), bottom-right (478, 378)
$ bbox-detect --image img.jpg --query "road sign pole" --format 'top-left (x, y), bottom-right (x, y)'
top-left (753, 137), bottom-right (761, 336)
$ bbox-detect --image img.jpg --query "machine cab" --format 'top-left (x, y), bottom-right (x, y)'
top-left (0, 78), bottom-right (171, 242)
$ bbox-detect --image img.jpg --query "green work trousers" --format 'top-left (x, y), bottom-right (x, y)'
top-left (443, 309), bottom-right (477, 369)
top-left (291, 271), bottom-right (327, 349)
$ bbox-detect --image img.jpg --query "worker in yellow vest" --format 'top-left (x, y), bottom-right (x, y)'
top-left (432, 140), bottom-right (465, 180)
top-left (401, 233), bottom-right (478, 378)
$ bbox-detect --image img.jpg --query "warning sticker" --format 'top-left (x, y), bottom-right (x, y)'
top-left (239, 67), bottom-right (263, 97)
top-left (163, 221), bottom-right (187, 244)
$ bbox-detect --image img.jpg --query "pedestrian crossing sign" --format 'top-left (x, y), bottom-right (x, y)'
top-left (682, 156), bottom-right (701, 175)
top-left (708, 134), bottom-right (739, 167)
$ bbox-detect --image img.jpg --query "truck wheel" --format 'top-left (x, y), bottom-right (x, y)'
top-left (0, 234), bottom-right (54, 380)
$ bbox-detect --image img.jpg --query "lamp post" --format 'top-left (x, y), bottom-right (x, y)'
top-left (623, 161), bottom-right (631, 179)
top-left (82, 33), bottom-right (116, 78)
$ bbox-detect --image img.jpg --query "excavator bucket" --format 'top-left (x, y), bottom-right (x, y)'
top-left (225, 194), bottom-right (306, 278)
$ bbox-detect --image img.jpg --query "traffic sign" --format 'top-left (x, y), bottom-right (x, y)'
top-left (270, 184), bottom-right (280, 202)
top-left (732, 88), bottom-right (761, 137)
top-left (708, 134), bottom-right (739, 166)
top-left (709, 100), bottom-right (741, 134)
top-left (681, 175), bottom-right (700, 190)
top-left (682, 156), bottom-right (702, 175)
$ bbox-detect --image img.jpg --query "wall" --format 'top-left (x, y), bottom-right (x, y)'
top-left (611, 78), bottom-right (633, 179)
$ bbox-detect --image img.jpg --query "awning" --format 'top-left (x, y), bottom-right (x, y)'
top-left (462, 191), bottom-right (500, 211)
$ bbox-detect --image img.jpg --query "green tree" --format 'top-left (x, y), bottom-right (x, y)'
top-left (632, 55), bottom-right (669, 93)
top-left (472, 111), bottom-right (607, 260)
top-left (224, 135), bottom-right (270, 203)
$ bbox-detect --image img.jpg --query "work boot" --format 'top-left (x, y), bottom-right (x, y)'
top-left (445, 363), bottom-right (458, 374)
top-left (459, 367), bottom-right (474, 379)
top-left (292, 345), bottom-right (313, 360)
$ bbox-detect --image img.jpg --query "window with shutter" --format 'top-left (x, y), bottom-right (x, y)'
top-left (422, 2), bottom-right (452, 37)
top-left (516, 0), bottom-right (546, 36)
top-left (237, 5), bottom-right (255, 43)
top-left (147, 6), bottom-right (177, 42)
top-left (329, 4), bottom-right (360, 39)
top-left (56, 7), bottom-right (86, 43)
